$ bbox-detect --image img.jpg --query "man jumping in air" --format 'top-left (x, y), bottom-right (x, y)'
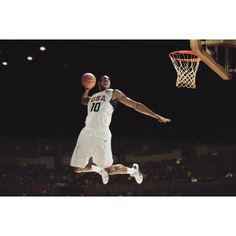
top-left (70, 75), bottom-right (171, 184)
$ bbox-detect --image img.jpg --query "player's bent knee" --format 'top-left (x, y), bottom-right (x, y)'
top-left (70, 161), bottom-right (88, 169)
top-left (71, 166), bottom-right (84, 173)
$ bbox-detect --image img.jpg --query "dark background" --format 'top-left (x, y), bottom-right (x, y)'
top-left (1, 40), bottom-right (236, 196)
top-left (0, 40), bottom-right (236, 141)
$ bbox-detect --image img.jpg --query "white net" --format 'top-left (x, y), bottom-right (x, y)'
top-left (169, 50), bottom-right (201, 89)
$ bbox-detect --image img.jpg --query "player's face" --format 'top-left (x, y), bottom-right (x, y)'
top-left (98, 76), bottom-right (111, 90)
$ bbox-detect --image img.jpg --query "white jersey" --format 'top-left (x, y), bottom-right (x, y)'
top-left (85, 89), bottom-right (114, 130)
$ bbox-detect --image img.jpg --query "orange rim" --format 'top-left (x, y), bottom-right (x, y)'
top-left (169, 50), bottom-right (201, 62)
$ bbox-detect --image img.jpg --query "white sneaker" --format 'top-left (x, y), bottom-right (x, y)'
top-left (131, 163), bottom-right (143, 184)
top-left (99, 169), bottom-right (109, 185)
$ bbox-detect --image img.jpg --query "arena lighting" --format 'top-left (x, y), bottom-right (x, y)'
top-left (27, 56), bottom-right (33, 61)
top-left (40, 46), bottom-right (46, 51)
top-left (176, 158), bottom-right (182, 165)
top-left (2, 61), bottom-right (8, 66)
top-left (191, 177), bottom-right (198, 183)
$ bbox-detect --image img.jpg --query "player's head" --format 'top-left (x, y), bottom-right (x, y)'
top-left (98, 75), bottom-right (111, 91)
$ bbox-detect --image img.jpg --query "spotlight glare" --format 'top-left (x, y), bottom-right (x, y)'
top-left (27, 56), bottom-right (33, 61)
top-left (2, 61), bottom-right (8, 66)
top-left (40, 46), bottom-right (46, 51)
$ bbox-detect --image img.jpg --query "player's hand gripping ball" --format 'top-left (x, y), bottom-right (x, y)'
top-left (81, 72), bottom-right (96, 90)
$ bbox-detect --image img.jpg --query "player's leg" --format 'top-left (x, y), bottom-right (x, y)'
top-left (105, 164), bottom-right (131, 175)
top-left (72, 164), bottom-right (109, 184)
top-left (70, 128), bottom-right (109, 184)
top-left (92, 130), bottom-right (116, 184)
top-left (105, 163), bottom-right (143, 184)
top-left (71, 164), bottom-right (109, 184)
top-left (72, 164), bottom-right (98, 173)
top-left (70, 128), bottom-right (91, 170)
top-left (93, 130), bottom-right (143, 184)
top-left (71, 161), bottom-right (109, 185)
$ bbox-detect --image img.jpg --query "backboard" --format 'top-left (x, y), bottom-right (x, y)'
top-left (190, 40), bottom-right (236, 80)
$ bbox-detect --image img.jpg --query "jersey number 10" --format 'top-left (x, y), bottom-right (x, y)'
top-left (90, 102), bottom-right (101, 112)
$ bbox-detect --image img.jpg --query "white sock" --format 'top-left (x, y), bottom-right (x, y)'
top-left (91, 165), bottom-right (103, 174)
top-left (127, 167), bottom-right (134, 175)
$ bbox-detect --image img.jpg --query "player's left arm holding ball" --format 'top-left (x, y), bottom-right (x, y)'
top-left (81, 88), bottom-right (91, 105)
top-left (113, 89), bottom-right (171, 123)
top-left (80, 72), bottom-right (96, 105)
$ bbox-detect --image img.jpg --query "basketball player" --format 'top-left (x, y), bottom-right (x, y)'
top-left (70, 75), bottom-right (171, 184)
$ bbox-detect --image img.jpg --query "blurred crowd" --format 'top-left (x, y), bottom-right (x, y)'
top-left (0, 136), bottom-right (236, 196)
top-left (0, 137), bottom-right (74, 158)
top-left (0, 152), bottom-right (236, 196)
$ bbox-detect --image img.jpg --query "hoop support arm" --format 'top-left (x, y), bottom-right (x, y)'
top-left (190, 40), bottom-right (231, 80)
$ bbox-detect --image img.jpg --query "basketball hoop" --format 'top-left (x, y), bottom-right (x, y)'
top-left (169, 50), bottom-right (201, 89)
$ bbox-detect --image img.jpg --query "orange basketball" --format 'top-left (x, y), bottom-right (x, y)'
top-left (81, 72), bottom-right (96, 89)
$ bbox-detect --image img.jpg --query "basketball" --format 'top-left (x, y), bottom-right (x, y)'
top-left (81, 72), bottom-right (96, 89)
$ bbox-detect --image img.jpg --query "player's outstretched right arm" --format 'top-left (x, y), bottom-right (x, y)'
top-left (81, 89), bottom-right (91, 105)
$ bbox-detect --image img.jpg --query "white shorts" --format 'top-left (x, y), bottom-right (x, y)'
top-left (70, 127), bottom-right (113, 168)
